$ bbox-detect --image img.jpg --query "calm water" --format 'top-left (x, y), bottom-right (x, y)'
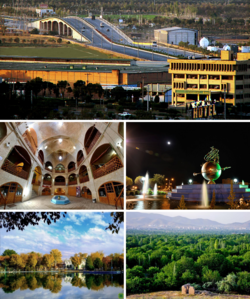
top-left (127, 199), bottom-right (170, 210)
top-left (0, 272), bottom-right (124, 299)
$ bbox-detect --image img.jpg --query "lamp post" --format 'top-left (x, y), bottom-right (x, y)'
top-left (189, 179), bottom-right (193, 185)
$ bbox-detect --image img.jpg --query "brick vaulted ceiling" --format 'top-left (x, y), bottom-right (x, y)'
top-left (18, 122), bottom-right (100, 160)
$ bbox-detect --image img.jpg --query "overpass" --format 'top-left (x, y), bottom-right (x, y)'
top-left (29, 16), bottom-right (203, 60)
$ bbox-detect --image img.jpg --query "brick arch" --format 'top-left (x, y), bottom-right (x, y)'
top-left (43, 173), bottom-right (52, 186)
top-left (68, 161), bottom-right (76, 172)
top-left (84, 125), bottom-right (101, 155)
top-left (38, 150), bottom-right (44, 165)
top-left (45, 161), bottom-right (53, 172)
top-left (90, 144), bottom-right (123, 179)
top-left (55, 163), bottom-right (65, 173)
top-left (79, 165), bottom-right (89, 183)
top-left (77, 150), bottom-right (84, 167)
top-left (81, 186), bottom-right (92, 200)
top-left (55, 176), bottom-right (66, 186)
top-left (68, 173), bottom-right (77, 185)
top-left (2, 145), bottom-right (31, 180)
top-left (0, 182), bottom-right (23, 205)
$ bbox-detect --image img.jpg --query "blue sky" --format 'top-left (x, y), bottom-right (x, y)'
top-left (0, 212), bottom-right (124, 259)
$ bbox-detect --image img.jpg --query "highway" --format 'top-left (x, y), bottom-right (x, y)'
top-left (4, 15), bottom-right (204, 61)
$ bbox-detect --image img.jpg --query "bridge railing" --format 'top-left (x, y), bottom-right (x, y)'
top-left (96, 17), bottom-right (134, 44)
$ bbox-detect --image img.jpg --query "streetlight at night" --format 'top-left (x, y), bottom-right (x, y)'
top-left (189, 179), bottom-right (193, 185)
top-left (234, 179), bottom-right (238, 184)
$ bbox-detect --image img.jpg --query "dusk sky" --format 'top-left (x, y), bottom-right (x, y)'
top-left (132, 211), bottom-right (250, 224)
top-left (126, 122), bottom-right (249, 186)
top-left (0, 212), bottom-right (124, 259)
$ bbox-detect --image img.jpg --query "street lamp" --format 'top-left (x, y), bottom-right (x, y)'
top-left (189, 179), bottom-right (193, 185)
top-left (234, 179), bottom-right (238, 184)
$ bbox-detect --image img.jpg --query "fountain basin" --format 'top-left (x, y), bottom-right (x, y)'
top-left (51, 195), bottom-right (70, 205)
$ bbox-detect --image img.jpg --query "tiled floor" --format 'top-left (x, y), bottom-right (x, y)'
top-left (0, 196), bottom-right (117, 210)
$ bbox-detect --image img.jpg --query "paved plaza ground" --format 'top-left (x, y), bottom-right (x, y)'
top-left (0, 195), bottom-right (116, 210)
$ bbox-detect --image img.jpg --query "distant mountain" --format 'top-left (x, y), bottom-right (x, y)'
top-left (127, 212), bottom-right (250, 231)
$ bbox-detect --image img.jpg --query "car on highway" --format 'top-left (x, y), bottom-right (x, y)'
top-left (118, 112), bottom-right (132, 117)
top-left (152, 41), bottom-right (157, 47)
top-left (100, 23), bottom-right (104, 27)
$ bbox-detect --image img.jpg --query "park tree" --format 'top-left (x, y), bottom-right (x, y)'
top-left (134, 176), bottom-right (143, 190)
top-left (27, 253), bottom-right (38, 268)
top-left (57, 80), bottom-right (70, 99)
top-left (94, 257), bottom-right (103, 269)
top-left (86, 256), bottom-right (94, 270)
top-left (2, 249), bottom-right (17, 256)
top-left (10, 254), bottom-right (24, 269)
top-left (126, 176), bottom-right (133, 187)
top-left (50, 249), bottom-right (62, 267)
top-left (153, 174), bottom-right (165, 187)
top-left (70, 253), bottom-right (82, 269)
top-left (42, 254), bottom-right (55, 269)
top-left (91, 251), bottom-right (104, 261)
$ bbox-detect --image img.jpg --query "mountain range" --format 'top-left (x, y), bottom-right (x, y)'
top-left (127, 212), bottom-right (250, 230)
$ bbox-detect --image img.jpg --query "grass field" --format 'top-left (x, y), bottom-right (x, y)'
top-left (0, 44), bottom-right (117, 59)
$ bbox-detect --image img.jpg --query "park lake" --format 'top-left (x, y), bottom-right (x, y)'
top-left (0, 272), bottom-right (124, 299)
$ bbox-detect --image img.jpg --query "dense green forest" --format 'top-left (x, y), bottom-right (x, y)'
top-left (127, 231), bottom-right (250, 295)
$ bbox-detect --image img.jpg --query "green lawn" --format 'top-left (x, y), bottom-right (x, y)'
top-left (0, 44), bottom-right (117, 59)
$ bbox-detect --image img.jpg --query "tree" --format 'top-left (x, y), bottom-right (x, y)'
top-left (0, 212), bottom-right (66, 232)
top-left (94, 257), bottom-right (103, 269)
top-left (216, 273), bottom-right (238, 293)
top-left (50, 249), bottom-right (62, 267)
top-left (70, 253), bottom-right (82, 269)
top-left (2, 249), bottom-right (17, 256)
top-left (106, 212), bottom-right (123, 234)
top-left (178, 195), bottom-right (187, 209)
top-left (210, 190), bottom-right (216, 209)
top-left (10, 254), bottom-right (24, 269)
top-left (134, 176), bottom-right (144, 190)
top-left (153, 174), bottom-right (165, 187)
top-left (57, 38), bottom-right (62, 43)
top-left (227, 181), bottom-right (237, 209)
top-left (42, 254), bottom-right (54, 269)
top-left (27, 253), bottom-right (38, 268)
top-left (86, 256), bottom-right (94, 270)
top-left (91, 251), bottom-right (104, 261)
top-left (126, 176), bottom-right (133, 187)
top-left (57, 80), bottom-right (70, 99)
top-left (30, 28), bottom-right (39, 34)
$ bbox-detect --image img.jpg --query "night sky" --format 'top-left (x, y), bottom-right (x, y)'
top-left (126, 122), bottom-right (250, 186)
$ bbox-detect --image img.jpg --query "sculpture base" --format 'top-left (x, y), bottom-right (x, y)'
top-left (51, 195), bottom-right (70, 205)
top-left (169, 184), bottom-right (250, 202)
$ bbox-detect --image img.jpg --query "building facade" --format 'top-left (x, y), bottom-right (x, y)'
top-left (154, 27), bottom-right (198, 46)
top-left (0, 122), bottom-right (124, 207)
top-left (169, 51), bottom-right (250, 106)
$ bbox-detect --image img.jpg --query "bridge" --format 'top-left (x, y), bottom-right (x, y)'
top-left (30, 16), bottom-right (203, 61)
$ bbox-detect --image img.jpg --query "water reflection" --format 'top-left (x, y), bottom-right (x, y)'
top-left (0, 272), bottom-right (123, 298)
top-left (127, 199), bottom-right (170, 210)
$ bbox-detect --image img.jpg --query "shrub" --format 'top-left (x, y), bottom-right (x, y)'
top-left (30, 28), bottom-right (39, 34)
top-left (14, 37), bottom-right (20, 43)
top-left (67, 41), bottom-right (71, 44)
top-left (57, 38), bottom-right (62, 43)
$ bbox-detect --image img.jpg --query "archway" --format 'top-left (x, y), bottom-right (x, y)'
top-left (81, 187), bottom-right (92, 200)
top-left (55, 176), bottom-right (65, 186)
top-left (0, 123), bottom-right (7, 142)
top-left (68, 161), bottom-right (76, 172)
top-left (54, 188), bottom-right (65, 195)
top-left (68, 173), bottom-right (77, 185)
top-left (52, 21), bottom-right (58, 33)
top-left (77, 150), bottom-right (84, 167)
top-left (79, 165), bottom-right (89, 183)
top-left (38, 150), bottom-right (44, 165)
top-left (32, 166), bottom-right (42, 186)
top-left (84, 126), bottom-right (101, 154)
top-left (45, 161), bottom-right (53, 172)
top-left (42, 187), bottom-right (51, 196)
top-left (118, 122), bottom-right (124, 137)
top-left (98, 181), bottom-right (123, 207)
top-left (90, 144), bottom-right (123, 179)
top-left (0, 182), bottom-right (23, 205)
top-left (2, 146), bottom-right (31, 180)
top-left (43, 173), bottom-right (52, 185)
top-left (22, 128), bottom-right (38, 155)
top-left (55, 164), bottom-right (65, 173)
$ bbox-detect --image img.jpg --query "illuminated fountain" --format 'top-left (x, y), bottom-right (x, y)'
top-left (201, 180), bottom-right (209, 207)
top-left (154, 183), bottom-right (158, 196)
top-left (142, 172), bottom-right (149, 198)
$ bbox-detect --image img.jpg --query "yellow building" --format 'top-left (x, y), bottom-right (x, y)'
top-left (169, 51), bottom-right (250, 106)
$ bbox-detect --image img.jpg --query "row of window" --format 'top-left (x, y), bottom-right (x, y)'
top-left (174, 74), bottom-right (234, 80)
top-left (173, 83), bottom-right (228, 91)
top-left (171, 62), bottom-right (236, 72)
